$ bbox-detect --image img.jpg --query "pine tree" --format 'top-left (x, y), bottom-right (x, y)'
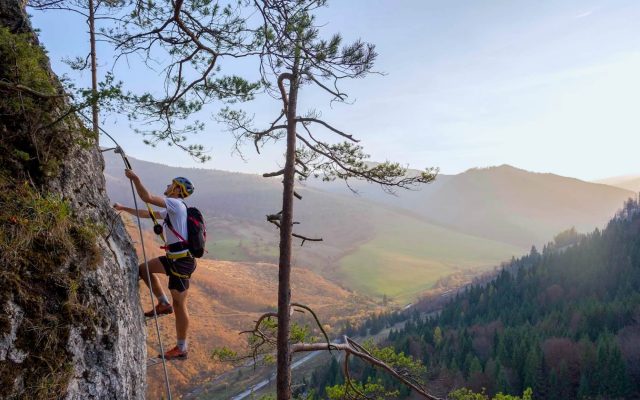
top-left (523, 347), bottom-right (543, 395)
top-left (577, 373), bottom-right (590, 399)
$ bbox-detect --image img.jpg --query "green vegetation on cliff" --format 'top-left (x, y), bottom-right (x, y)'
top-left (0, 26), bottom-right (103, 399)
top-left (0, 173), bottom-right (104, 398)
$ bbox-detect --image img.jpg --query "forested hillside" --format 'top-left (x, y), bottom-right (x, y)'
top-left (311, 198), bottom-right (640, 399)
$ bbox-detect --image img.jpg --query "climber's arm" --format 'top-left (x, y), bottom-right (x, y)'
top-left (124, 169), bottom-right (166, 208)
top-left (112, 204), bottom-right (161, 218)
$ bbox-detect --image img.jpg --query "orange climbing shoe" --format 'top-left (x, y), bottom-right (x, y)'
top-left (144, 302), bottom-right (173, 318)
top-left (161, 346), bottom-right (188, 360)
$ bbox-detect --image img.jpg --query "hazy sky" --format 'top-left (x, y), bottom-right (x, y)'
top-left (31, 0), bottom-right (640, 181)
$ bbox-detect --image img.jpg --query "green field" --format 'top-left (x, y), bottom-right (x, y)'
top-left (203, 213), bottom-right (524, 305)
top-left (339, 209), bottom-right (524, 303)
top-left (205, 218), bottom-right (280, 262)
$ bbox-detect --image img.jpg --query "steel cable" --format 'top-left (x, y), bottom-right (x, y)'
top-left (78, 111), bottom-right (173, 400)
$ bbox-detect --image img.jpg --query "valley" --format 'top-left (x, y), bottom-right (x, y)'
top-left (106, 155), bottom-right (638, 398)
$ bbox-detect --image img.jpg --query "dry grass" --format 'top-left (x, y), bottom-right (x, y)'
top-left (123, 220), bottom-right (380, 398)
top-left (0, 174), bottom-right (103, 399)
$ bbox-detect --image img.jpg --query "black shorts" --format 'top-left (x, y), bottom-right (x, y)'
top-left (159, 256), bottom-right (196, 292)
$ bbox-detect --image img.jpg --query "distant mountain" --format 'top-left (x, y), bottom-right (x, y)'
top-left (595, 174), bottom-right (640, 193)
top-left (309, 165), bottom-right (635, 248)
top-left (103, 153), bottom-right (521, 301)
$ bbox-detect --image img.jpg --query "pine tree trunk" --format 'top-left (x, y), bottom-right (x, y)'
top-left (276, 65), bottom-right (299, 400)
top-left (88, 0), bottom-right (98, 135)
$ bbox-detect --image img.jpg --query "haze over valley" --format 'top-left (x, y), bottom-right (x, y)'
top-left (104, 153), bottom-right (635, 303)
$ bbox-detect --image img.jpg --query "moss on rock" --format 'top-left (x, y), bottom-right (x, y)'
top-left (0, 26), bottom-right (83, 183)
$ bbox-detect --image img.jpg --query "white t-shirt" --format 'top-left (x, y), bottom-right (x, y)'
top-left (158, 198), bottom-right (188, 248)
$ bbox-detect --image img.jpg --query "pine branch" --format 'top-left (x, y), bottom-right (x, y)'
top-left (297, 117), bottom-right (359, 142)
top-left (304, 71), bottom-right (347, 101)
top-left (263, 169), bottom-right (285, 177)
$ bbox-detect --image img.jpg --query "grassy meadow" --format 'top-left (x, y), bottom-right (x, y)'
top-left (338, 209), bottom-right (524, 303)
top-left (204, 210), bottom-right (525, 305)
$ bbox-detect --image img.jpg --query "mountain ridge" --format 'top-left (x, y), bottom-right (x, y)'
top-left (595, 174), bottom-right (640, 193)
top-left (309, 162), bottom-right (635, 247)
top-left (104, 153), bottom-right (524, 300)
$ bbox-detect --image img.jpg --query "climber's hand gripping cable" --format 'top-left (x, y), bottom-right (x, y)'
top-left (119, 167), bottom-right (166, 240)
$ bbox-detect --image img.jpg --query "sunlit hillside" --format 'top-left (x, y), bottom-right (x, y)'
top-left (596, 175), bottom-right (640, 193)
top-left (105, 152), bottom-right (376, 276)
top-left (106, 155), bottom-right (633, 305)
top-left (310, 165), bottom-right (635, 248)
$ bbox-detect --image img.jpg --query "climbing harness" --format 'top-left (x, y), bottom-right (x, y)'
top-left (79, 111), bottom-right (173, 400)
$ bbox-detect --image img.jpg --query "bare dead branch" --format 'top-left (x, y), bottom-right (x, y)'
top-left (291, 302), bottom-right (334, 354)
top-left (236, 312), bottom-right (279, 364)
top-left (266, 215), bottom-right (322, 246)
top-left (343, 352), bottom-right (371, 399)
top-left (263, 169), bottom-right (285, 178)
top-left (291, 338), bottom-right (443, 400)
top-left (255, 312), bottom-right (278, 330)
top-left (0, 80), bottom-right (64, 98)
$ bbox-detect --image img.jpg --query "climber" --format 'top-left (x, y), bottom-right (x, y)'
top-left (113, 170), bottom-right (196, 360)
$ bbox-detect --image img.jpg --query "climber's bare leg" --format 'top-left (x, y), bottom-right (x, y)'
top-left (171, 289), bottom-right (189, 342)
top-left (138, 257), bottom-right (167, 300)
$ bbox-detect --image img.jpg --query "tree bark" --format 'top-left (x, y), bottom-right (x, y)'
top-left (276, 62), bottom-right (299, 399)
top-left (88, 0), bottom-right (98, 135)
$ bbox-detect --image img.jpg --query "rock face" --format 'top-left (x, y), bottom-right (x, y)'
top-left (0, 0), bottom-right (146, 398)
top-left (53, 147), bottom-right (147, 400)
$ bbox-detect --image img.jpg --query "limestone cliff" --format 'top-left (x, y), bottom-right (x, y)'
top-left (0, 0), bottom-right (146, 398)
